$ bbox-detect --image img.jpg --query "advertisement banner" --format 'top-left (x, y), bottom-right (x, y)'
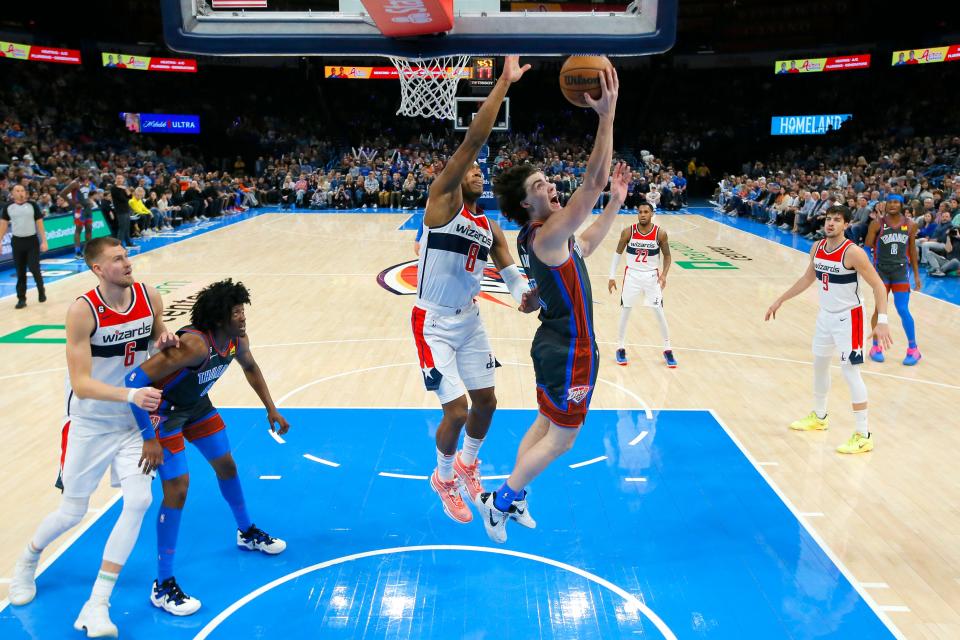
top-left (102, 53), bottom-right (197, 72)
top-left (324, 65), bottom-right (471, 79)
top-left (0, 41), bottom-right (81, 64)
top-left (120, 113), bottom-right (201, 134)
top-left (2, 210), bottom-right (110, 260)
top-left (774, 54), bottom-right (870, 74)
top-left (891, 45), bottom-right (960, 65)
top-left (770, 114), bottom-right (853, 136)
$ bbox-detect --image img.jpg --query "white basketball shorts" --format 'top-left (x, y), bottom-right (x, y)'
top-left (621, 269), bottom-right (662, 308)
top-left (411, 303), bottom-right (498, 404)
top-left (812, 306), bottom-right (865, 365)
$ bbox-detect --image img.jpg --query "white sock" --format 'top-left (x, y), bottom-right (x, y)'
top-left (652, 305), bottom-right (671, 350)
top-left (436, 449), bottom-right (455, 482)
top-left (854, 409), bottom-right (868, 436)
top-left (617, 307), bottom-right (632, 349)
top-left (90, 570), bottom-right (118, 604)
top-left (813, 355), bottom-right (831, 419)
top-left (460, 435), bottom-right (483, 466)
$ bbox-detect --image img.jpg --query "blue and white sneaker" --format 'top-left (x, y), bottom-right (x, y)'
top-left (510, 499), bottom-right (537, 529)
top-left (238, 524), bottom-right (286, 554)
top-left (151, 577), bottom-right (201, 616)
top-left (663, 350), bottom-right (678, 368)
top-left (616, 348), bottom-right (628, 366)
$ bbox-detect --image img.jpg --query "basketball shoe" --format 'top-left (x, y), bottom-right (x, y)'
top-left (453, 453), bottom-right (484, 503)
top-left (238, 524), bottom-right (286, 554)
top-left (902, 348), bottom-right (921, 366)
top-left (790, 412), bottom-right (829, 431)
top-left (510, 498), bottom-right (537, 529)
top-left (151, 577), bottom-right (202, 616)
top-left (8, 553), bottom-right (38, 606)
top-left (837, 432), bottom-right (873, 454)
top-left (869, 345), bottom-right (885, 362)
top-left (663, 350), bottom-right (677, 368)
top-left (430, 469), bottom-right (472, 523)
top-left (475, 492), bottom-right (513, 543)
top-left (74, 599), bottom-right (118, 638)
top-left (616, 348), bottom-right (628, 365)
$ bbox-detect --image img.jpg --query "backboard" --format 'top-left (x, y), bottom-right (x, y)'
top-left (162, 0), bottom-right (677, 59)
top-left (454, 96), bottom-right (510, 132)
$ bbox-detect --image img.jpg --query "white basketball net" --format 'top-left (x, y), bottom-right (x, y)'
top-left (388, 55), bottom-right (471, 120)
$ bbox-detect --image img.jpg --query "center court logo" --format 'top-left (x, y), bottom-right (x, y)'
top-left (376, 260), bottom-right (522, 307)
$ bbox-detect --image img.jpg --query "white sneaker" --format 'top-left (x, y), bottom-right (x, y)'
top-left (510, 499), bottom-right (537, 529)
top-left (151, 577), bottom-right (201, 616)
top-left (73, 599), bottom-right (118, 638)
top-left (475, 492), bottom-right (511, 544)
top-left (237, 524), bottom-right (286, 554)
top-left (8, 557), bottom-right (38, 606)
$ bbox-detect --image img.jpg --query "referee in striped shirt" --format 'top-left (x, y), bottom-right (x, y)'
top-left (0, 184), bottom-right (48, 309)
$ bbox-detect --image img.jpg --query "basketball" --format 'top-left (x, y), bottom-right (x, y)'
top-left (559, 56), bottom-right (613, 107)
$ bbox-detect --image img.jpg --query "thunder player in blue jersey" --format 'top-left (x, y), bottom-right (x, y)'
top-left (124, 279), bottom-right (289, 615)
top-left (476, 66), bottom-right (622, 543)
top-left (864, 194), bottom-right (922, 365)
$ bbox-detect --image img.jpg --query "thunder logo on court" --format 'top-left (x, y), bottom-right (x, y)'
top-left (377, 260), bottom-right (525, 306)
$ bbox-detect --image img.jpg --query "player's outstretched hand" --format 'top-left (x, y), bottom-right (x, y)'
top-left (502, 56), bottom-right (531, 84)
top-left (155, 331), bottom-right (180, 351)
top-left (268, 409), bottom-right (290, 436)
top-left (139, 438), bottom-right (163, 474)
top-left (519, 287), bottom-right (540, 314)
top-left (134, 387), bottom-right (162, 412)
top-left (608, 279), bottom-right (617, 293)
top-left (764, 299), bottom-right (782, 321)
top-left (584, 66), bottom-right (619, 119)
top-left (871, 321), bottom-right (894, 351)
top-left (608, 162), bottom-right (629, 204)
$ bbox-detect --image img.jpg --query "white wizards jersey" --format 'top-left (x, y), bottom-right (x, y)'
top-left (625, 224), bottom-right (661, 273)
top-left (65, 282), bottom-right (154, 432)
top-left (813, 239), bottom-right (862, 313)
top-left (416, 205), bottom-right (494, 310)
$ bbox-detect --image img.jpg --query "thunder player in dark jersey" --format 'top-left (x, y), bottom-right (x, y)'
top-left (123, 279), bottom-right (289, 615)
top-left (475, 66), bottom-right (623, 543)
top-left (60, 171), bottom-right (94, 258)
top-left (864, 194), bottom-right (922, 365)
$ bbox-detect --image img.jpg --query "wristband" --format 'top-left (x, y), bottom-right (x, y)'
top-left (877, 313), bottom-right (889, 324)
top-left (127, 388), bottom-right (138, 404)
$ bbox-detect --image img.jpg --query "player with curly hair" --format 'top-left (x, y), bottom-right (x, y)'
top-left (123, 278), bottom-right (290, 616)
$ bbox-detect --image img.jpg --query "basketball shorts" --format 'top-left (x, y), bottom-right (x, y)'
top-left (531, 327), bottom-right (599, 428)
top-left (58, 418), bottom-right (150, 498)
top-left (153, 396), bottom-right (227, 480)
top-left (813, 306), bottom-right (864, 365)
top-left (411, 303), bottom-right (498, 405)
top-left (621, 269), bottom-right (662, 308)
top-left (74, 208), bottom-right (93, 227)
top-left (876, 263), bottom-right (909, 293)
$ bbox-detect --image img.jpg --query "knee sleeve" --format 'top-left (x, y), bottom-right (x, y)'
top-left (32, 496), bottom-right (89, 551)
top-left (120, 472), bottom-right (153, 515)
top-left (102, 474), bottom-right (153, 566)
top-left (60, 496), bottom-right (89, 528)
top-left (840, 361), bottom-right (868, 404)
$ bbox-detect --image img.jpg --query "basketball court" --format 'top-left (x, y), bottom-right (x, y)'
top-left (2, 1), bottom-right (960, 638)
top-left (2, 205), bottom-right (958, 638)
